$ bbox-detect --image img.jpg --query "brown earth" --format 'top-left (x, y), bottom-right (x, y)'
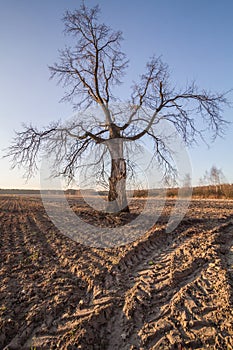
top-left (0, 195), bottom-right (233, 349)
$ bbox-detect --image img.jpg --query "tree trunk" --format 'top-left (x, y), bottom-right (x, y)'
top-left (106, 134), bottom-right (129, 213)
top-left (108, 157), bottom-right (129, 213)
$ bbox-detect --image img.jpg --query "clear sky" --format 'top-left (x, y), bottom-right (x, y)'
top-left (0, 0), bottom-right (233, 189)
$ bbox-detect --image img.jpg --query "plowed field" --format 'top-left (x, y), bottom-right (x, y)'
top-left (0, 195), bottom-right (233, 349)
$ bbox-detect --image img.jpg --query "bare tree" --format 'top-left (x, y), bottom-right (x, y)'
top-left (209, 165), bottom-right (225, 193)
top-left (6, 4), bottom-right (230, 213)
top-left (199, 165), bottom-right (226, 197)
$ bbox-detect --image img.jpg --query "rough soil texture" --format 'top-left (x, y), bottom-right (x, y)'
top-left (0, 195), bottom-right (233, 349)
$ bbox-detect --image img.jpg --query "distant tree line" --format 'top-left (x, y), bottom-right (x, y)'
top-left (165, 165), bottom-right (233, 199)
top-left (133, 165), bottom-right (233, 199)
top-left (191, 184), bottom-right (233, 199)
top-left (1, 165), bottom-right (232, 199)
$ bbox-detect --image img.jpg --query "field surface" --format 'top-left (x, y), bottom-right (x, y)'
top-left (0, 195), bottom-right (233, 349)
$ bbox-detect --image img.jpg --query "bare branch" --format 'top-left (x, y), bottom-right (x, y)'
top-left (49, 3), bottom-right (128, 118)
top-left (124, 61), bottom-right (229, 144)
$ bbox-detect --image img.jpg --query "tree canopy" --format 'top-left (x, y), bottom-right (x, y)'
top-left (6, 3), bottom-right (230, 213)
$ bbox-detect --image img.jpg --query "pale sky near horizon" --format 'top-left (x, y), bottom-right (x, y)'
top-left (0, 0), bottom-right (233, 189)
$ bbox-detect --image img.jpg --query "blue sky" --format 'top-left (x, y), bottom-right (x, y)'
top-left (0, 0), bottom-right (233, 188)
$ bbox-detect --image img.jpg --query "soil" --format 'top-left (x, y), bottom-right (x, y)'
top-left (0, 195), bottom-right (233, 349)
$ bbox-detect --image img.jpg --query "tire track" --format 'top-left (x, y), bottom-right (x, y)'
top-left (140, 222), bottom-right (233, 350)
top-left (103, 221), bottom-right (233, 350)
